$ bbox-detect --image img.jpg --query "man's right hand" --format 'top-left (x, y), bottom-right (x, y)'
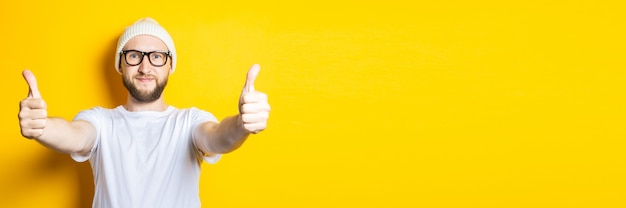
top-left (19, 70), bottom-right (47, 139)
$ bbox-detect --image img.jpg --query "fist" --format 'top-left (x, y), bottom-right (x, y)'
top-left (239, 64), bottom-right (270, 134)
top-left (18, 70), bottom-right (47, 139)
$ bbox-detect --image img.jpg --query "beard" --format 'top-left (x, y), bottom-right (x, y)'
top-left (122, 74), bottom-right (168, 103)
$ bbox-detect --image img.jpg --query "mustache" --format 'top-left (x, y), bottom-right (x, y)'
top-left (134, 75), bottom-right (157, 79)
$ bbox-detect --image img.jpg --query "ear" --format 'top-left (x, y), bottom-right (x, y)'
top-left (117, 54), bottom-right (123, 74)
top-left (169, 59), bottom-right (174, 73)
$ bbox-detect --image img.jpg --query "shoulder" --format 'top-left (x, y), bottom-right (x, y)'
top-left (176, 107), bottom-right (210, 115)
top-left (175, 107), bottom-right (218, 122)
top-left (75, 106), bottom-right (114, 117)
top-left (73, 106), bottom-right (117, 131)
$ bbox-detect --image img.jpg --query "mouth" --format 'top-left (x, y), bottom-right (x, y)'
top-left (135, 76), bottom-right (155, 83)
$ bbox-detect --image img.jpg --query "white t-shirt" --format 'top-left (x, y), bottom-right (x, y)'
top-left (70, 106), bottom-right (221, 208)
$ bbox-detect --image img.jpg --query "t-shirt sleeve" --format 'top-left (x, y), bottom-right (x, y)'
top-left (190, 108), bottom-right (222, 164)
top-left (70, 107), bottom-right (102, 162)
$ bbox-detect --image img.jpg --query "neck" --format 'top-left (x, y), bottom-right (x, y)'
top-left (123, 95), bottom-right (168, 112)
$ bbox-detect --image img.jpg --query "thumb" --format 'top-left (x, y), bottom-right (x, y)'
top-left (243, 64), bottom-right (261, 93)
top-left (22, 70), bottom-right (41, 98)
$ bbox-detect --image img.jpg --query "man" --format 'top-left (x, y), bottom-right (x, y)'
top-left (18, 17), bottom-right (270, 207)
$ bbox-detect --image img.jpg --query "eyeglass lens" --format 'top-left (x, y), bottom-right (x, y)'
top-left (124, 50), bottom-right (168, 66)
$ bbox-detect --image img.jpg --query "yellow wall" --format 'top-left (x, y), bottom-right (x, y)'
top-left (1, 0), bottom-right (625, 207)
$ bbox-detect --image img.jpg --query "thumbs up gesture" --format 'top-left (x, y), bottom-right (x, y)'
top-left (239, 64), bottom-right (270, 134)
top-left (19, 70), bottom-right (47, 139)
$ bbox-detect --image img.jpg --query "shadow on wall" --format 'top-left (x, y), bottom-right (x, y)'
top-left (76, 35), bottom-right (126, 207)
top-left (1, 35), bottom-right (124, 208)
top-left (104, 36), bottom-right (127, 107)
top-left (0, 149), bottom-right (80, 207)
top-left (76, 156), bottom-right (94, 207)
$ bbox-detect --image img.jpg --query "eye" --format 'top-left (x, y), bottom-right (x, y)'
top-left (151, 53), bottom-right (162, 59)
top-left (127, 51), bottom-right (141, 59)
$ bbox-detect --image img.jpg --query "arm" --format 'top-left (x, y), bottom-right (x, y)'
top-left (194, 115), bottom-right (249, 154)
top-left (18, 70), bottom-right (96, 155)
top-left (32, 117), bottom-right (96, 155)
top-left (193, 64), bottom-right (270, 155)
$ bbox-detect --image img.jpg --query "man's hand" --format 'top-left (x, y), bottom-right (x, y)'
top-left (239, 64), bottom-right (270, 134)
top-left (19, 70), bottom-right (47, 139)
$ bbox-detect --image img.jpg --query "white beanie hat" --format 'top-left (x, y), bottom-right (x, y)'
top-left (115, 17), bottom-right (176, 74)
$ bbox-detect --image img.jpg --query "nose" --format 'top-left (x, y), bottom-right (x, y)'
top-left (137, 55), bottom-right (152, 74)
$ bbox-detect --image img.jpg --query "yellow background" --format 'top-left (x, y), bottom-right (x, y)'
top-left (1, 0), bottom-right (625, 207)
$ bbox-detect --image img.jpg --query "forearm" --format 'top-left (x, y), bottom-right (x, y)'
top-left (196, 115), bottom-right (250, 154)
top-left (194, 64), bottom-right (269, 154)
top-left (36, 117), bottom-right (95, 154)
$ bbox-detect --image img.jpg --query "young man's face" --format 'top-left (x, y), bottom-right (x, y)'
top-left (120, 35), bottom-right (171, 103)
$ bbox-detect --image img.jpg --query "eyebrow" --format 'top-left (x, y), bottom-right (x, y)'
top-left (123, 49), bottom-right (169, 52)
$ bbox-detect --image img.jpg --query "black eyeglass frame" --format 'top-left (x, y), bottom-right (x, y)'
top-left (120, 50), bottom-right (171, 67)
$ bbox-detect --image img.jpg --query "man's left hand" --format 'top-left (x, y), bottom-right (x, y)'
top-left (239, 64), bottom-right (270, 134)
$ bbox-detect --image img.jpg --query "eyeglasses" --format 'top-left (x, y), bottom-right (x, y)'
top-left (121, 50), bottom-right (170, 67)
